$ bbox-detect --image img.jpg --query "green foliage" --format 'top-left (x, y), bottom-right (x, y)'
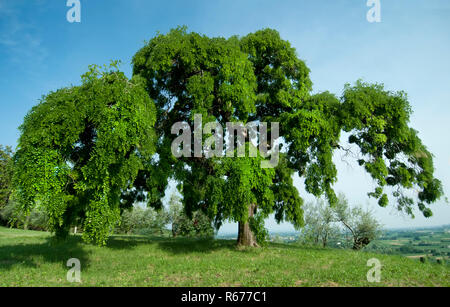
top-left (0, 200), bottom-right (48, 231)
top-left (341, 80), bottom-right (444, 216)
top-left (131, 27), bottom-right (443, 246)
top-left (13, 63), bottom-right (157, 245)
top-left (172, 210), bottom-right (215, 238)
top-left (334, 194), bottom-right (383, 250)
top-left (12, 27), bottom-right (444, 247)
top-left (300, 194), bottom-right (382, 250)
top-left (206, 147), bottom-right (276, 228)
top-left (168, 193), bottom-right (214, 238)
top-left (115, 205), bottom-right (169, 235)
top-left (132, 28), bottom-right (311, 244)
top-left (249, 213), bottom-right (269, 246)
top-left (0, 145), bottom-right (14, 224)
top-left (300, 199), bottom-right (340, 247)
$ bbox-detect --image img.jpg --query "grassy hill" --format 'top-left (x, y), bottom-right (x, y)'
top-left (0, 226), bottom-right (448, 287)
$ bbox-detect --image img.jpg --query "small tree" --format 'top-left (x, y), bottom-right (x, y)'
top-left (116, 205), bottom-right (169, 235)
top-left (334, 194), bottom-right (382, 250)
top-left (301, 199), bottom-right (339, 247)
top-left (301, 194), bottom-right (382, 250)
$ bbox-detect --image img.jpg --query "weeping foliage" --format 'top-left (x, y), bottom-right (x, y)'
top-left (206, 145), bottom-right (277, 229)
top-left (341, 80), bottom-right (443, 217)
top-left (131, 27), bottom-right (443, 245)
top-left (13, 28), bottom-right (443, 246)
top-left (13, 63), bottom-right (157, 245)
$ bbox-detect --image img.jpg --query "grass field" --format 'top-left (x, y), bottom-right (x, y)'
top-left (0, 227), bottom-right (448, 287)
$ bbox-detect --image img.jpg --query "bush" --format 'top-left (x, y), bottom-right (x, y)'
top-left (172, 210), bottom-right (215, 238)
top-left (168, 193), bottom-right (215, 238)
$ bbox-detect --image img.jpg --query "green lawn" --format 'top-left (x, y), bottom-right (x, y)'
top-left (0, 227), bottom-right (448, 287)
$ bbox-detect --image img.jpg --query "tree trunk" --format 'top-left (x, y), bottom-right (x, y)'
top-left (172, 227), bottom-right (177, 238)
top-left (322, 233), bottom-right (328, 248)
top-left (237, 204), bottom-right (259, 247)
top-left (353, 237), bottom-right (361, 250)
top-left (353, 237), bottom-right (370, 250)
top-left (24, 215), bottom-right (30, 230)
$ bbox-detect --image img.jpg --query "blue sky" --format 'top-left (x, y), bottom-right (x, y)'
top-left (1, 0), bottom-right (449, 233)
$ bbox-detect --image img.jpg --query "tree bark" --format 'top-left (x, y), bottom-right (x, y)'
top-left (24, 215), bottom-right (30, 230)
top-left (322, 233), bottom-right (328, 248)
top-left (353, 237), bottom-right (370, 250)
top-left (237, 204), bottom-right (259, 247)
top-left (172, 227), bottom-right (177, 238)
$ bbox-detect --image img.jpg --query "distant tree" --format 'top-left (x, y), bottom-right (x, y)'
top-left (272, 235), bottom-right (284, 244)
top-left (334, 194), bottom-right (382, 250)
top-left (116, 205), bottom-right (169, 235)
top-left (167, 193), bottom-right (183, 236)
top-left (301, 199), bottom-right (339, 247)
top-left (0, 199), bottom-right (49, 231)
top-left (0, 145), bottom-right (14, 225)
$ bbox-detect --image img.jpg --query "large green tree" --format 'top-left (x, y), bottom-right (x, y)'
top-left (131, 27), bottom-right (443, 247)
top-left (13, 64), bottom-right (157, 245)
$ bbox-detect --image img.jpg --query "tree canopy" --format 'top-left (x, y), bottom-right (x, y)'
top-left (13, 63), bottom-right (157, 245)
top-left (12, 27), bottom-right (444, 246)
top-left (130, 27), bottom-right (443, 246)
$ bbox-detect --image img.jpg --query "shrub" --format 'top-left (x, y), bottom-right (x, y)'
top-left (115, 205), bottom-right (169, 235)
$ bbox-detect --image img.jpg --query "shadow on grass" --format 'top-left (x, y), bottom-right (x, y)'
top-left (0, 235), bottom-right (91, 271)
top-left (0, 230), bottom-right (329, 271)
top-left (156, 238), bottom-right (314, 255)
top-left (106, 233), bottom-right (239, 255)
top-left (105, 234), bottom-right (163, 250)
top-left (156, 237), bottom-right (237, 255)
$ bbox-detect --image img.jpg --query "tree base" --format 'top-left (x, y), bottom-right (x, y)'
top-left (236, 204), bottom-right (259, 247)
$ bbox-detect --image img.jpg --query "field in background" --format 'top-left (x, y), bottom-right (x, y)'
top-left (0, 227), bottom-right (448, 287)
top-left (365, 226), bottom-right (450, 264)
top-left (251, 225), bottom-right (450, 265)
